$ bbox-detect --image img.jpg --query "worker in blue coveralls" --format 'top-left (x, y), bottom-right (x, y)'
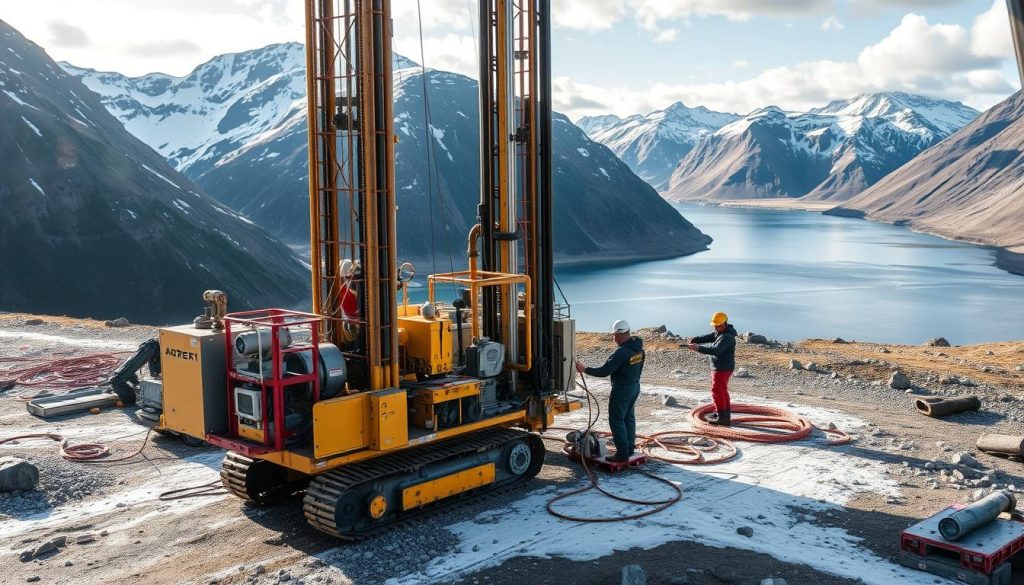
top-left (575, 320), bottom-right (645, 463)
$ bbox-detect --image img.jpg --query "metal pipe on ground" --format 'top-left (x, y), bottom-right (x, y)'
top-left (977, 433), bottom-right (1024, 458)
top-left (938, 490), bottom-right (1017, 541)
top-left (913, 395), bottom-right (981, 418)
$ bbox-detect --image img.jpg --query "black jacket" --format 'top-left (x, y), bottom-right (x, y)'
top-left (692, 325), bottom-right (737, 371)
top-left (585, 336), bottom-right (645, 387)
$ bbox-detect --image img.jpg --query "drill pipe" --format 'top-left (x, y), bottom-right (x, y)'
top-left (977, 433), bottom-right (1024, 458)
top-left (938, 490), bottom-right (1017, 541)
top-left (913, 395), bottom-right (981, 418)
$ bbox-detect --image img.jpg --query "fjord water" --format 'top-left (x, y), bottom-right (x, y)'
top-left (555, 204), bottom-right (1024, 344)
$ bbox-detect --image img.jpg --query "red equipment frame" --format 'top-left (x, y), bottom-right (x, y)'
top-left (207, 309), bottom-right (322, 455)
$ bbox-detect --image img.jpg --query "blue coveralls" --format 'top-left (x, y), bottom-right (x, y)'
top-left (584, 336), bottom-right (645, 457)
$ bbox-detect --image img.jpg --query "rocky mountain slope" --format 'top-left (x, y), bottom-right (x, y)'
top-left (659, 93), bottom-right (978, 202)
top-left (576, 103), bottom-right (739, 191)
top-left (66, 43), bottom-right (711, 264)
top-left (0, 21), bottom-right (309, 323)
top-left (830, 90), bottom-right (1024, 275)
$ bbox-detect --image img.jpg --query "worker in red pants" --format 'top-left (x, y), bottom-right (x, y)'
top-left (688, 312), bottom-right (737, 426)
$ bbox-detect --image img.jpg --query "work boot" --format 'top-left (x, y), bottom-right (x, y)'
top-left (607, 452), bottom-right (630, 463)
top-left (708, 410), bottom-right (731, 426)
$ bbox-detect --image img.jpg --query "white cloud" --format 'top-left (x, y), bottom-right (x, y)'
top-left (393, 33), bottom-right (478, 79)
top-left (392, 0), bottom-right (471, 31)
top-left (732, 60), bottom-right (750, 69)
top-left (557, 11), bottom-right (1017, 120)
top-left (971, 0), bottom-right (1014, 59)
top-left (553, 0), bottom-right (832, 32)
top-left (654, 29), bottom-right (679, 43)
top-left (821, 16), bottom-right (845, 31)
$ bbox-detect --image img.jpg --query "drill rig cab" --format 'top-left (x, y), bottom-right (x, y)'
top-left (154, 0), bottom-right (579, 539)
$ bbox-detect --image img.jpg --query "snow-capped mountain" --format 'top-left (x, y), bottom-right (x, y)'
top-left (0, 21), bottom-right (309, 322)
top-left (665, 93), bottom-right (979, 202)
top-left (66, 44), bottom-right (711, 264)
top-left (830, 90), bottom-right (1024, 271)
top-left (577, 103), bottom-right (740, 191)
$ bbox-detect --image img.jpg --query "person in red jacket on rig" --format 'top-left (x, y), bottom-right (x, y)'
top-left (688, 311), bottom-right (737, 426)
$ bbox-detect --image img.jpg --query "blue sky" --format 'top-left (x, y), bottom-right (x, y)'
top-left (4, 0), bottom-right (1020, 118)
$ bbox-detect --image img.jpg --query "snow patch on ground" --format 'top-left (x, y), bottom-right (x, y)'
top-left (4, 89), bottom-right (37, 109)
top-left (21, 116), bottom-right (41, 136)
top-left (141, 164), bottom-right (181, 189)
top-left (388, 382), bottom-right (934, 585)
top-left (0, 330), bottom-right (140, 351)
top-left (28, 178), bottom-right (46, 196)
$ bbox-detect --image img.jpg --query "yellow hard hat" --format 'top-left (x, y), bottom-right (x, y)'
top-left (711, 312), bottom-right (728, 326)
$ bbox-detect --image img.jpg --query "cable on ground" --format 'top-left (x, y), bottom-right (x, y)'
top-left (0, 353), bottom-right (126, 400)
top-left (689, 403), bottom-right (851, 445)
top-left (159, 481), bottom-right (227, 501)
top-left (0, 427), bottom-right (155, 463)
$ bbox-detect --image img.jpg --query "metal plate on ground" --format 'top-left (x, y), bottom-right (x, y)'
top-left (26, 387), bottom-right (119, 418)
top-left (904, 507), bottom-right (1024, 554)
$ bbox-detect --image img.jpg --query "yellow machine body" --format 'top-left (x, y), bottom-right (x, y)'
top-left (157, 325), bottom-right (228, 440)
top-left (402, 463), bottom-right (495, 510)
top-left (397, 307), bottom-right (453, 377)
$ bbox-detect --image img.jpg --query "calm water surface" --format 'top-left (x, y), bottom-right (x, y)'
top-left (553, 204), bottom-right (1024, 344)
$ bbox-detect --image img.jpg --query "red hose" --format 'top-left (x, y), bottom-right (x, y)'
top-left (689, 403), bottom-right (851, 445)
top-left (0, 428), bottom-right (154, 463)
top-left (0, 353), bottom-right (126, 400)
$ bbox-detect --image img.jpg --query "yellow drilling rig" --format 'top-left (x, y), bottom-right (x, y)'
top-left (150, 0), bottom-right (580, 539)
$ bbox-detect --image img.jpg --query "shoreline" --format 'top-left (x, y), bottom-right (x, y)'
top-left (673, 197), bottom-right (1024, 279)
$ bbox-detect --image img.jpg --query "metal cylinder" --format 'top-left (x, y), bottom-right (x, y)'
top-left (938, 490), bottom-right (1017, 541)
top-left (283, 343), bottom-right (346, 400)
top-left (977, 433), bottom-right (1024, 458)
top-left (234, 328), bottom-right (292, 356)
top-left (913, 395), bottom-right (980, 418)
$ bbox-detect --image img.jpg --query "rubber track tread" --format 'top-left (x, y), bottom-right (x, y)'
top-left (302, 427), bottom-right (542, 540)
top-left (220, 451), bottom-right (256, 501)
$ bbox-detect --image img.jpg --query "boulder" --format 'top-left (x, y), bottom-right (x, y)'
top-left (661, 395), bottom-right (678, 408)
top-left (23, 319), bottom-right (44, 326)
top-left (745, 333), bottom-right (769, 344)
top-left (0, 457), bottom-right (39, 492)
top-left (924, 337), bottom-right (951, 347)
top-left (831, 337), bottom-right (847, 344)
top-left (652, 325), bottom-right (667, 334)
top-left (950, 452), bottom-right (982, 468)
top-left (105, 317), bottom-right (130, 328)
top-left (789, 359), bottom-right (803, 371)
top-left (621, 564), bottom-right (647, 585)
top-left (888, 371), bottom-right (912, 390)
top-left (737, 526), bottom-right (754, 537)
top-left (734, 368), bottom-right (752, 379)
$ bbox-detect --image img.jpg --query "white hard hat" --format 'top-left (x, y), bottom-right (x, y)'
top-left (612, 319), bottom-right (630, 334)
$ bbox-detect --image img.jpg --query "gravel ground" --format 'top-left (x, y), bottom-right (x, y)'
top-left (3, 313), bottom-right (1024, 585)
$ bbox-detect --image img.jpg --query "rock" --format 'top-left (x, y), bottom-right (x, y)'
top-left (745, 333), bottom-right (769, 344)
top-left (888, 371), bottom-right (912, 390)
top-left (19, 549), bottom-right (33, 562)
top-left (23, 319), bottom-right (44, 326)
top-left (1016, 365), bottom-right (1024, 372)
top-left (734, 368), bottom-right (752, 379)
top-left (653, 325), bottom-right (667, 334)
top-left (76, 534), bottom-right (96, 544)
top-left (970, 489), bottom-right (989, 502)
top-left (0, 457), bottom-right (39, 492)
top-left (831, 337), bottom-right (846, 344)
top-left (279, 573), bottom-right (292, 583)
top-left (254, 566), bottom-right (266, 575)
top-left (712, 565), bottom-right (739, 583)
top-left (105, 317), bottom-right (131, 327)
top-left (737, 526), bottom-right (754, 537)
top-left (100, 530), bottom-right (109, 537)
top-left (363, 551), bottom-right (374, 560)
top-left (924, 337), bottom-right (951, 347)
top-left (32, 541), bottom-right (56, 558)
top-left (661, 395), bottom-right (678, 407)
top-left (986, 350), bottom-right (995, 356)
top-left (26, 578), bottom-right (40, 583)
top-left (620, 564), bottom-right (646, 585)
top-left (64, 561), bottom-right (73, 567)
top-left (806, 362), bottom-right (819, 372)
top-left (789, 359), bottom-right (803, 371)
top-left (950, 453), bottom-right (981, 468)
top-left (879, 347), bottom-right (891, 354)
top-left (51, 536), bottom-right (66, 548)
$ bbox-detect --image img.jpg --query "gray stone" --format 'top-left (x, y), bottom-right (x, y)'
top-left (51, 536), bottom-right (66, 548)
top-left (745, 333), bottom-right (769, 344)
top-left (734, 368), bottom-right (752, 379)
top-left (888, 371), bottom-right (912, 390)
top-left (19, 549), bottom-right (33, 562)
top-left (712, 565), bottom-right (739, 583)
top-left (831, 337), bottom-right (847, 344)
top-left (32, 541), bottom-right (56, 557)
top-left (76, 534), bottom-right (96, 544)
top-left (950, 452), bottom-right (981, 468)
top-left (806, 362), bottom-right (820, 372)
top-left (23, 319), bottom-right (43, 326)
top-left (620, 564), bottom-right (646, 585)
top-left (924, 337), bottom-right (951, 347)
top-left (26, 578), bottom-right (40, 583)
top-left (105, 317), bottom-right (130, 328)
top-left (254, 566), bottom-right (266, 575)
top-left (879, 347), bottom-right (891, 354)
top-left (789, 359), bottom-right (803, 371)
top-left (0, 457), bottom-right (39, 492)
top-left (661, 395), bottom-right (678, 407)
top-left (363, 551), bottom-right (373, 560)
top-left (737, 526), bottom-right (754, 537)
